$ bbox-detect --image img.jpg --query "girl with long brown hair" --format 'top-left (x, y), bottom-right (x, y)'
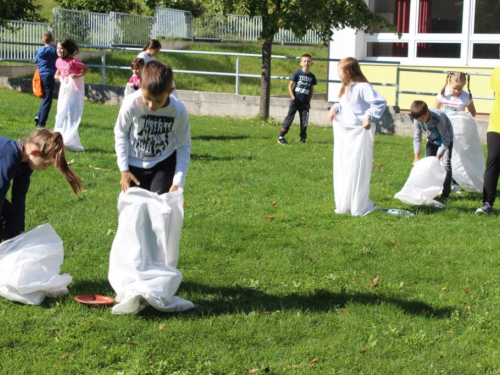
top-left (0, 129), bottom-right (83, 241)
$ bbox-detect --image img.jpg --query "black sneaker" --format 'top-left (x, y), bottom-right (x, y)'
top-left (34, 116), bottom-right (40, 127)
top-left (476, 202), bottom-right (493, 215)
top-left (300, 138), bottom-right (306, 144)
top-left (278, 137), bottom-right (288, 145)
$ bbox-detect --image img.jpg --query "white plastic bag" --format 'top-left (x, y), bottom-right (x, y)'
top-left (333, 120), bottom-right (376, 216)
top-left (447, 112), bottom-right (484, 193)
top-left (108, 187), bottom-right (194, 314)
top-left (0, 223), bottom-right (72, 305)
top-left (124, 83), bottom-right (136, 97)
top-left (54, 76), bottom-right (85, 152)
top-left (394, 157), bottom-right (446, 208)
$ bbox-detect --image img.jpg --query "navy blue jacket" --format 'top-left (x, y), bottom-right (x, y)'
top-left (0, 138), bottom-right (33, 231)
top-left (34, 45), bottom-right (58, 76)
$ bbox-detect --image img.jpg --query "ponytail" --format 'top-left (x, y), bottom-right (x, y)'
top-left (26, 129), bottom-right (83, 194)
top-left (440, 72), bottom-right (452, 96)
top-left (466, 73), bottom-right (473, 100)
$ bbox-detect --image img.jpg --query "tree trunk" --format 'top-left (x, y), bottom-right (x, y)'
top-left (259, 30), bottom-right (274, 119)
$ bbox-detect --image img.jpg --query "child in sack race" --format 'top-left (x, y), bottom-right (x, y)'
top-left (54, 39), bottom-right (90, 152)
top-left (326, 57), bottom-right (387, 216)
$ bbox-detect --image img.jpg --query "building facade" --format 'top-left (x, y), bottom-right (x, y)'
top-left (328, 0), bottom-right (499, 113)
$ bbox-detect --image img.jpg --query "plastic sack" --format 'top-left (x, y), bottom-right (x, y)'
top-left (0, 223), bottom-right (72, 305)
top-left (108, 187), bottom-right (194, 314)
top-left (124, 83), bottom-right (136, 97)
top-left (54, 76), bottom-right (85, 152)
top-left (394, 157), bottom-right (446, 208)
top-left (333, 120), bottom-right (376, 216)
top-left (32, 69), bottom-right (43, 98)
top-left (447, 112), bottom-right (484, 193)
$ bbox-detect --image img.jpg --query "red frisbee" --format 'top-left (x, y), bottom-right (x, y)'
top-left (75, 295), bottom-right (114, 305)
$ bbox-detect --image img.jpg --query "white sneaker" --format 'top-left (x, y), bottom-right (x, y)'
top-left (451, 184), bottom-right (463, 194)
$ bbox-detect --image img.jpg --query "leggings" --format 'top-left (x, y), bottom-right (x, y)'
top-left (482, 132), bottom-right (500, 205)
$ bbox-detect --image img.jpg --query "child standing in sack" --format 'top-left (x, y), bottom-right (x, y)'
top-left (124, 58), bottom-right (145, 97)
top-left (114, 61), bottom-right (190, 194)
top-left (34, 32), bottom-right (58, 129)
top-left (326, 57), bottom-right (386, 216)
top-left (54, 39), bottom-right (90, 152)
top-left (412, 100), bottom-right (454, 201)
top-left (278, 54), bottom-right (317, 145)
top-left (0, 130), bottom-right (83, 242)
top-left (434, 71), bottom-right (477, 194)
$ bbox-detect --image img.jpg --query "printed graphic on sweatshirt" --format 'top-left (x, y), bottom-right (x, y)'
top-left (295, 75), bottom-right (314, 95)
top-left (133, 114), bottom-right (174, 158)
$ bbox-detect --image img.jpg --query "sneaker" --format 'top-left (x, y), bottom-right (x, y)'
top-left (300, 138), bottom-right (306, 144)
top-left (34, 116), bottom-right (40, 127)
top-left (476, 202), bottom-right (493, 215)
top-left (451, 184), bottom-right (463, 194)
top-left (278, 137), bottom-right (288, 145)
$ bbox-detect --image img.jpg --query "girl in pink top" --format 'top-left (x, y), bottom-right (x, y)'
top-left (53, 39), bottom-right (90, 151)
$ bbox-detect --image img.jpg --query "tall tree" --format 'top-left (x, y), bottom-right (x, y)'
top-left (0, 0), bottom-right (47, 28)
top-left (53, 0), bottom-right (141, 14)
top-left (208, 0), bottom-right (397, 118)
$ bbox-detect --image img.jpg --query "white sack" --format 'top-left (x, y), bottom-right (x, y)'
top-left (333, 120), bottom-right (376, 216)
top-left (54, 76), bottom-right (85, 152)
top-left (124, 83), bottom-right (136, 97)
top-left (394, 157), bottom-right (446, 208)
top-left (108, 187), bottom-right (194, 314)
top-left (447, 112), bottom-right (484, 193)
top-left (0, 223), bottom-right (72, 305)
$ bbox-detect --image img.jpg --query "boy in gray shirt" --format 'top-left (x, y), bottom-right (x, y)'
top-left (411, 100), bottom-right (454, 200)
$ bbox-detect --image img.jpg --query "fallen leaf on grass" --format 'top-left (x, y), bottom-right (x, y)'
top-left (267, 215), bottom-right (275, 221)
top-left (157, 323), bottom-right (165, 331)
top-left (125, 341), bottom-right (137, 346)
top-left (308, 358), bottom-right (318, 369)
top-left (61, 352), bottom-right (69, 361)
top-left (464, 288), bottom-right (470, 293)
top-left (287, 365), bottom-right (300, 369)
top-left (245, 369), bottom-right (259, 374)
top-left (57, 333), bottom-right (63, 338)
top-left (148, 353), bottom-right (154, 360)
top-left (55, 301), bottom-right (60, 307)
top-left (271, 201), bottom-right (277, 207)
top-left (467, 306), bottom-right (472, 312)
top-left (359, 349), bottom-right (366, 355)
top-left (371, 275), bottom-right (379, 288)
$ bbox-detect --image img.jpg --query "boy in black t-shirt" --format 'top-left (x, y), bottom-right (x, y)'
top-left (278, 54), bottom-right (317, 145)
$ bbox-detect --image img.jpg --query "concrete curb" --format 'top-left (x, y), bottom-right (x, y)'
top-left (0, 76), bottom-right (489, 143)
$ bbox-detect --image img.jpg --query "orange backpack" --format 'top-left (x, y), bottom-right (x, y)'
top-left (32, 69), bottom-right (43, 98)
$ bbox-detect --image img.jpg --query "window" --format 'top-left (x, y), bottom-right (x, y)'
top-left (474, 0), bottom-right (500, 33)
top-left (365, 0), bottom-right (500, 64)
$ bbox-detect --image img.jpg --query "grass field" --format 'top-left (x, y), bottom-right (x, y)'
top-left (1, 87), bottom-right (500, 374)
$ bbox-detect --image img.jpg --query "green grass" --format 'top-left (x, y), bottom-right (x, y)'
top-left (1, 87), bottom-right (500, 374)
top-left (82, 44), bottom-right (328, 96)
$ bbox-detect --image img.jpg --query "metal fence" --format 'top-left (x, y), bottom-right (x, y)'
top-left (154, 7), bottom-right (193, 40)
top-left (1, 8), bottom-right (322, 59)
top-left (0, 21), bottom-right (52, 60)
top-left (52, 8), bottom-right (112, 46)
top-left (111, 12), bottom-right (155, 46)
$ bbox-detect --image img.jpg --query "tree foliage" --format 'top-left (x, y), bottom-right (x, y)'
top-left (53, 0), bottom-right (142, 14)
top-left (206, 0), bottom-right (397, 118)
top-left (0, 0), bottom-right (47, 28)
top-left (144, 0), bottom-right (205, 17)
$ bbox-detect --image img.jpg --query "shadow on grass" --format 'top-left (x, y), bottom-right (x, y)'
top-left (192, 135), bottom-right (250, 141)
top-left (191, 153), bottom-right (254, 161)
top-left (137, 282), bottom-right (453, 320)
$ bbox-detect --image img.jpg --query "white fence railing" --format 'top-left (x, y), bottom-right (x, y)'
top-left (52, 8), bottom-right (112, 46)
top-left (154, 7), bottom-right (193, 40)
top-left (0, 8), bottom-right (321, 60)
top-left (0, 21), bottom-right (52, 61)
top-left (111, 12), bottom-right (155, 46)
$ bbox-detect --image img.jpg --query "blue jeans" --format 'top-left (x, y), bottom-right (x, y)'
top-left (36, 74), bottom-right (55, 126)
top-left (426, 142), bottom-right (453, 198)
